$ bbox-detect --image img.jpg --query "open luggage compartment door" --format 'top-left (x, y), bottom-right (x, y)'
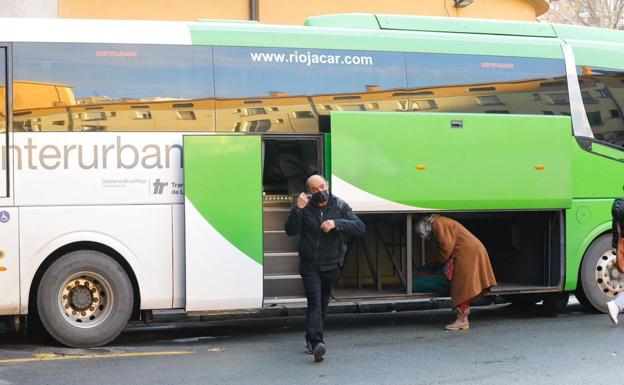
top-left (330, 111), bottom-right (572, 212)
top-left (184, 135), bottom-right (263, 311)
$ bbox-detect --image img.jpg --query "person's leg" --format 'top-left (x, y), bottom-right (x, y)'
top-left (607, 293), bottom-right (624, 325)
top-left (319, 266), bottom-right (341, 334)
top-left (614, 293), bottom-right (624, 310)
top-left (300, 265), bottom-right (323, 348)
top-left (445, 300), bottom-right (470, 331)
top-left (307, 266), bottom-right (339, 362)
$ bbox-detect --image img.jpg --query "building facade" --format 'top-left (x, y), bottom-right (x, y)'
top-left (2, 0), bottom-right (550, 22)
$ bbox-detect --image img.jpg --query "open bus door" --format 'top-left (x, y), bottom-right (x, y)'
top-left (330, 111), bottom-right (573, 212)
top-left (183, 135), bottom-right (263, 312)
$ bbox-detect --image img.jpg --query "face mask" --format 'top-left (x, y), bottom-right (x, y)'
top-left (311, 189), bottom-right (330, 204)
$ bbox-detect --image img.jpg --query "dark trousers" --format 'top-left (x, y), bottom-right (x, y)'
top-left (300, 263), bottom-right (340, 347)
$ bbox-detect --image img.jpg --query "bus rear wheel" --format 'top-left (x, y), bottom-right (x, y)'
top-left (577, 234), bottom-right (622, 314)
top-left (37, 250), bottom-right (133, 347)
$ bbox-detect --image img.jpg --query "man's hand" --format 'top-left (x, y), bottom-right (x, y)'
top-left (297, 192), bottom-right (309, 209)
top-left (320, 220), bottom-right (336, 233)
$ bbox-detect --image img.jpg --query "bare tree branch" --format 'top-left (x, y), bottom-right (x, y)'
top-left (540, 0), bottom-right (624, 29)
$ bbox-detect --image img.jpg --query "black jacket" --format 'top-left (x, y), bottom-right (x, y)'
top-left (284, 195), bottom-right (365, 266)
top-left (613, 198), bottom-right (624, 248)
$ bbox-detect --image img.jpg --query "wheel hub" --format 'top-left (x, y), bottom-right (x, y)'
top-left (69, 285), bottom-right (93, 311)
top-left (58, 274), bottom-right (111, 328)
top-left (596, 251), bottom-right (624, 297)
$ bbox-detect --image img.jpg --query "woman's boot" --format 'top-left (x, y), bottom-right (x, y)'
top-left (445, 308), bottom-right (469, 331)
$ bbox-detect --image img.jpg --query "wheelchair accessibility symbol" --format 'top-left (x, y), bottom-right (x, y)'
top-left (0, 211), bottom-right (9, 224)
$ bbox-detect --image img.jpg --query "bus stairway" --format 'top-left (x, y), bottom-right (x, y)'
top-left (262, 206), bottom-right (305, 300)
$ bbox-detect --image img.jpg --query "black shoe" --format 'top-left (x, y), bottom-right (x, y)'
top-left (305, 341), bottom-right (313, 354)
top-left (313, 342), bottom-right (326, 362)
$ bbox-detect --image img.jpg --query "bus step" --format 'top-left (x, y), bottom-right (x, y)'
top-left (263, 274), bottom-right (304, 297)
top-left (264, 274), bottom-right (300, 280)
top-left (263, 208), bottom-right (291, 231)
top-left (264, 252), bottom-right (299, 275)
top-left (263, 230), bottom-right (298, 253)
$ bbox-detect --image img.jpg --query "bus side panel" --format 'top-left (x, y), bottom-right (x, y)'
top-left (12, 132), bottom-right (185, 207)
top-left (19, 205), bottom-right (173, 313)
top-left (571, 137), bottom-right (624, 200)
top-left (331, 112), bottom-right (572, 211)
top-left (0, 208), bottom-right (20, 315)
top-left (565, 199), bottom-right (614, 291)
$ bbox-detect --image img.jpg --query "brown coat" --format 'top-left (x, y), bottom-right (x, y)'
top-left (432, 215), bottom-right (497, 307)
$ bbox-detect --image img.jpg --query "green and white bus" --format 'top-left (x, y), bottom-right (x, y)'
top-left (0, 14), bottom-right (622, 347)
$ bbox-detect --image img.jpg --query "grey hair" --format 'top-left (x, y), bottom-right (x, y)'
top-left (415, 215), bottom-right (435, 239)
top-left (306, 174), bottom-right (328, 190)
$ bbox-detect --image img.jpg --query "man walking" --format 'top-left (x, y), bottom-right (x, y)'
top-left (285, 174), bottom-right (365, 362)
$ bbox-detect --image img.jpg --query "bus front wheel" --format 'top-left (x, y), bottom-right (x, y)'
top-left (36, 250), bottom-right (134, 347)
top-left (577, 234), bottom-right (622, 314)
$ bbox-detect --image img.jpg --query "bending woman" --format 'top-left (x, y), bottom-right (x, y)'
top-left (415, 214), bottom-right (497, 331)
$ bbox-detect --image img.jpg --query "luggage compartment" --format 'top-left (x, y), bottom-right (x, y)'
top-left (334, 210), bottom-right (564, 299)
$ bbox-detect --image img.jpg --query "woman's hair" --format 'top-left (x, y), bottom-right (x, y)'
top-left (415, 215), bottom-right (435, 239)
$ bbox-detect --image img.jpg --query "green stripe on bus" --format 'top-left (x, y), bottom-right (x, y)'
top-left (188, 24), bottom-right (564, 59)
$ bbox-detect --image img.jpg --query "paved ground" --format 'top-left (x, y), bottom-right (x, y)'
top-left (0, 300), bottom-right (622, 385)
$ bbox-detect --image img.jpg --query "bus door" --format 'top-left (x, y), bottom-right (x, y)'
top-left (329, 111), bottom-right (573, 212)
top-left (0, 43), bottom-right (20, 315)
top-left (183, 135), bottom-right (263, 312)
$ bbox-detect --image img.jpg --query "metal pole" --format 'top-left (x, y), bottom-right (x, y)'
top-left (250, 0), bottom-right (259, 21)
top-left (421, 235), bottom-right (426, 267)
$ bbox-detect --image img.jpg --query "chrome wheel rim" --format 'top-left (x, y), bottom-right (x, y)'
top-left (596, 249), bottom-right (624, 298)
top-left (57, 271), bottom-right (113, 328)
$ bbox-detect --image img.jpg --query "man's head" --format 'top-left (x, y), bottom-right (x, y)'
top-left (306, 174), bottom-right (328, 193)
top-left (306, 175), bottom-right (330, 205)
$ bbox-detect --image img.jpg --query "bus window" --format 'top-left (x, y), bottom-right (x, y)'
top-left (577, 66), bottom-right (624, 149)
top-left (0, 47), bottom-right (7, 197)
top-left (12, 43), bottom-right (215, 132)
top-left (405, 53), bottom-right (570, 117)
top-left (213, 47), bottom-right (407, 132)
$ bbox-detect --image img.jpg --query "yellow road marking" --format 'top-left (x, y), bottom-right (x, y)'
top-left (0, 350), bottom-right (195, 364)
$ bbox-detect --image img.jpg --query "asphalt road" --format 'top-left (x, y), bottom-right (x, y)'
top-left (0, 300), bottom-right (622, 385)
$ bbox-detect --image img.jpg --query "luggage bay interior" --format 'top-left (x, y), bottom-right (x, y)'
top-left (261, 136), bottom-right (564, 303)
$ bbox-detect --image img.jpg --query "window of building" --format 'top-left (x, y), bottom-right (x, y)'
top-left (82, 111), bottom-right (107, 121)
top-left (247, 107), bottom-right (267, 116)
top-left (248, 119), bottom-right (271, 132)
top-left (587, 111), bottom-right (603, 126)
top-left (545, 92), bottom-right (570, 105)
top-left (13, 43), bottom-right (214, 132)
top-left (411, 100), bottom-right (438, 110)
top-left (292, 111), bottom-right (314, 119)
top-left (134, 111), bottom-right (152, 120)
top-left (176, 110), bottom-right (196, 120)
top-left (477, 95), bottom-right (505, 106)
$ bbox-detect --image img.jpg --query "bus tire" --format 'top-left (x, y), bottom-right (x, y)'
top-left (36, 250), bottom-right (134, 347)
top-left (577, 234), bottom-right (618, 314)
top-left (542, 292), bottom-right (569, 315)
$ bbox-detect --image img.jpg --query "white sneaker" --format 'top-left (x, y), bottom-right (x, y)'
top-left (607, 301), bottom-right (620, 325)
